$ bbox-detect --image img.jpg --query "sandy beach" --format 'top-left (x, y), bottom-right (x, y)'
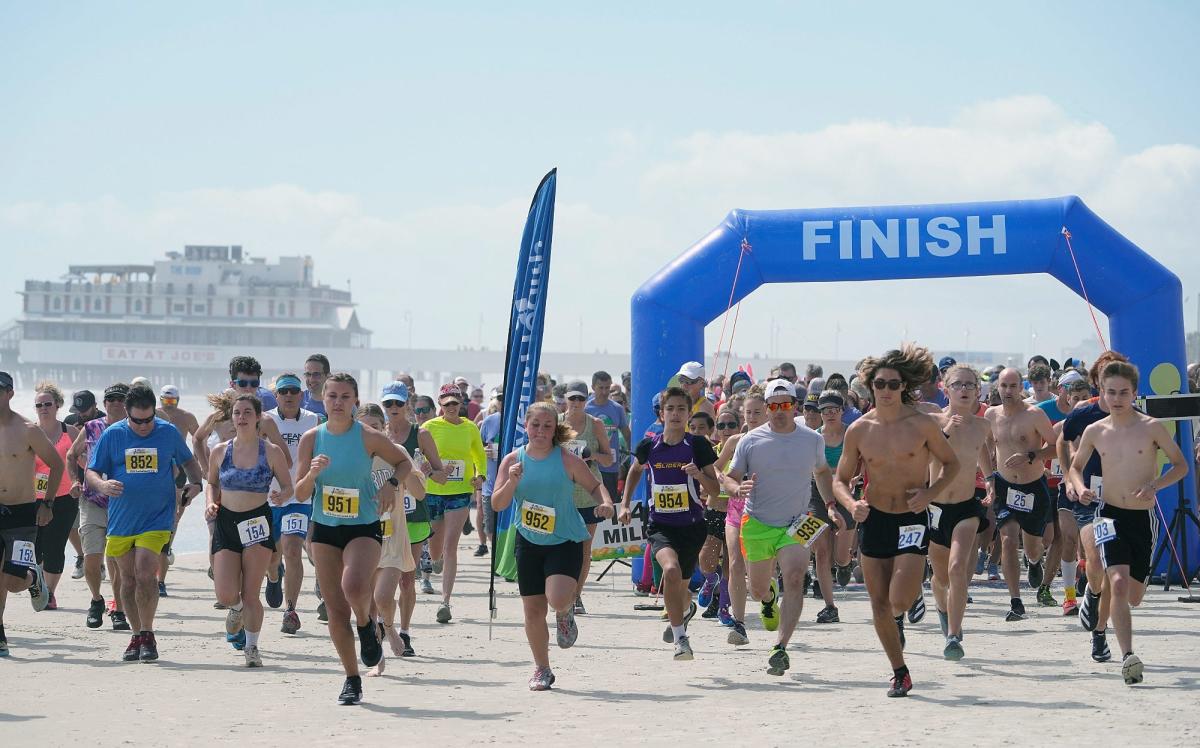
top-left (3, 540), bottom-right (1198, 747)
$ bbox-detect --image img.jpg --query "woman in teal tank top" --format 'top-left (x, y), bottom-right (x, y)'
top-left (293, 373), bottom-right (416, 706)
top-left (491, 402), bottom-right (616, 692)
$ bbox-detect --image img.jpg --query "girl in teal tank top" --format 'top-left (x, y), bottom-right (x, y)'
top-left (312, 420), bottom-right (381, 527)
top-left (514, 445), bottom-right (590, 545)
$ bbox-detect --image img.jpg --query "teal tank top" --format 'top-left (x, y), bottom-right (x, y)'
top-left (515, 445), bottom-right (590, 546)
top-left (311, 421), bottom-right (380, 527)
top-left (818, 426), bottom-right (844, 469)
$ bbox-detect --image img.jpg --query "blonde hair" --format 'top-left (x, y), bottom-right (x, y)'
top-left (34, 381), bottom-right (64, 408)
top-left (526, 401), bottom-right (574, 445)
top-left (206, 389), bottom-right (236, 422)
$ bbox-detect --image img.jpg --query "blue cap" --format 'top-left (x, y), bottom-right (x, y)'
top-left (275, 374), bottom-right (302, 390)
top-left (381, 381), bottom-right (409, 404)
top-left (652, 392), bottom-right (662, 409)
top-left (938, 356), bottom-right (957, 371)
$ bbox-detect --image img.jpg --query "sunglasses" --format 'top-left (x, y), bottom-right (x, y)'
top-left (566, 395), bottom-right (586, 402)
top-left (441, 400), bottom-right (461, 408)
top-left (129, 414), bottom-right (155, 425)
top-left (677, 376), bottom-right (700, 386)
top-left (382, 399), bottom-right (406, 408)
top-left (234, 379), bottom-right (260, 388)
top-left (414, 407), bottom-right (432, 414)
top-left (819, 406), bottom-right (841, 414)
top-left (276, 387), bottom-right (301, 396)
top-left (716, 421), bottom-right (739, 429)
top-left (34, 402), bottom-right (57, 409)
top-left (160, 397), bottom-right (179, 405)
top-left (872, 378), bottom-right (903, 391)
top-left (766, 401), bottom-right (795, 412)
top-left (946, 381), bottom-right (977, 391)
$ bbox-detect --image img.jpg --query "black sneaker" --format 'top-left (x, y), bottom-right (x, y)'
top-left (1027, 559), bottom-right (1044, 590)
top-left (86, 597), bottom-right (105, 629)
top-left (265, 564), bottom-right (284, 609)
top-left (399, 632), bottom-right (415, 657)
top-left (338, 676), bottom-right (363, 705)
top-left (358, 622), bottom-right (382, 667)
top-left (317, 601), bottom-right (328, 623)
top-left (1091, 631), bottom-right (1112, 662)
top-left (700, 594), bottom-right (721, 619)
top-left (0, 624), bottom-right (8, 657)
top-left (908, 593), bottom-right (926, 624)
top-left (463, 518), bottom-right (474, 536)
top-left (811, 577), bottom-right (822, 600)
top-left (473, 544), bottom-right (488, 557)
top-left (835, 563), bottom-right (853, 588)
top-left (1079, 587), bottom-right (1100, 631)
top-left (111, 610), bottom-right (132, 631)
top-left (139, 631), bottom-right (159, 662)
top-left (816, 605), bottom-right (839, 624)
top-left (122, 634), bottom-right (143, 662)
top-left (1005, 598), bottom-right (1026, 622)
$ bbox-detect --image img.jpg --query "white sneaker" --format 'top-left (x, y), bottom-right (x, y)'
top-left (226, 606), bottom-right (244, 635)
top-left (436, 602), bottom-right (452, 624)
top-left (71, 556), bottom-right (85, 580)
top-left (244, 645), bottom-right (262, 668)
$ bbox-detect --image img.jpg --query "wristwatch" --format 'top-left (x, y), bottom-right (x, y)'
top-left (387, 476), bottom-right (400, 487)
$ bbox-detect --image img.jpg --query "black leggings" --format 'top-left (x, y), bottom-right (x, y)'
top-left (35, 495), bottom-right (78, 575)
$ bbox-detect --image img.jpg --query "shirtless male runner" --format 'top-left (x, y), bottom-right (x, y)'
top-left (833, 346), bottom-right (960, 697)
top-left (156, 384), bottom-right (200, 595)
top-left (1068, 360), bottom-right (1187, 685)
top-left (984, 368), bottom-right (1058, 621)
top-left (0, 371), bottom-right (65, 655)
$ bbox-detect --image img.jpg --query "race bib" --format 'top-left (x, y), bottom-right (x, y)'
top-left (445, 459), bottom-right (466, 482)
top-left (1090, 476), bottom-right (1104, 501)
top-left (652, 483), bottom-right (690, 514)
top-left (124, 447), bottom-right (158, 474)
top-left (281, 512), bottom-right (309, 535)
top-left (34, 472), bottom-right (50, 500)
top-left (788, 513), bottom-right (829, 549)
top-left (403, 493), bottom-right (416, 515)
top-left (898, 524), bottom-right (926, 550)
top-left (236, 515), bottom-right (271, 547)
top-left (321, 486), bottom-right (360, 519)
top-left (928, 504), bottom-right (943, 529)
top-left (521, 501), bottom-right (556, 535)
top-left (381, 514), bottom-right (394, 539)
top-left (1093, 517), bottom-right (1117, 546)
top-left (10, 539), bottom-right (35, 567)
top-left (1006, 487), bottom-right (1035, 513)
top-left (1050, 459), bottom-right (1063, 478)
top-left (564, 440), bottom-right (588, 458)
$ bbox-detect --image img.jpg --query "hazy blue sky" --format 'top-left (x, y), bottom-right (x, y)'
top-left (3, 2), bottom-right (1198, 364)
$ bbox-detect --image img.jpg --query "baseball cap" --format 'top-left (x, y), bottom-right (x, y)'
top-left (160, 385), bottom-right (180, 400)
top-left (808, 376), bottom-right (826, 394)
top-left (938, 356), bottom-right (957, 372)
top-left (491, 385), bottom-right (504, 399)
top-left (565, 380), bottom-right (588, 398)
top-left (728, 370), bottom-right (753, 394)
top-left (817, 391), bottom-right (846, 409)
top-left (454, 376), bottom-right (469, 388)
top-left (381, 381), bottom-right (410, 404)
top-left (438, 383), bottom-right (462, 401)
top-left (764, 379), bottom-right (796, 399)
top-left (1057, 370), bottom-right (1085, 388)
top-left (0, 371), bottom-right (12, 389)
top-left (131, 376), bottom-right (151, 388)
top-left (652, 392), bottom-right (662, 410)
top-left (677, 361), bottom-right (705, 381)
top-left (72, 389), bottom-right (96, 412)
top-left (802, 393), bottom-right (820, 411)
top-left (104, 383), bottom-right (130, 400)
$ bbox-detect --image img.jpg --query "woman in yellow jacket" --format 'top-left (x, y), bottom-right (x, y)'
top-left (424, 383), bottom-right (487, 623)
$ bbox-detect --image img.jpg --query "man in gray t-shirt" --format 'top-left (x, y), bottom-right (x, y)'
top-left (725, 379), bottom-right (836, 676)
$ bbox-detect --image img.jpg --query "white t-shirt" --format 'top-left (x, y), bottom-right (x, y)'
top-left (267, 408), bottom-right (321, 506)
top-left (730, 422), bottom-right (825, 527)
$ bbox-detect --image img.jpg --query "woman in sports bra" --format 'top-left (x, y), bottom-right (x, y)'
top-left (32, 382), bottom-right (80, 609)
top-left (204, 394), bottom-right (293, 668)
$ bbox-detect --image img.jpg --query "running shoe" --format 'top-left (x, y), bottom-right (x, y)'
top-left (943, 635), bottom-right (964, 661)
top-left (473, 544), bottom-right (488, 557)
top-left (357, 622), bottom-right (382, 667)
top-left (852, 562), bottom-right (864, 584)
top-left (632, 586), bottom-right (650, 597)
top-left (574, 596), bottom-right (587, 615)
top-left (139, 632), bottom-right (159, 662)
top-left (556, 609), bottom-right (579, 649)
top-left (432, 559), bottom-right (444, 575)
top-left (673, 635), bottom-right (694, 661)
top-left (111, 610), bottom-right (131, 631)
top-left (937, 608), bottom-right (949, 637)
top-left (214, 601), bottom-right (227, 610)
top-left (700, 593), bottom-right (721, 619)
top-left (420, 576), bottom-right (436, 595)
top-left (987, 562), bottom-right (1000, 581)
top-left (228, 629), bottom-right (247, 651)
top-left (975, 549), bottom-right (987, 576)
top-left (1005, 599), bottom-right (1026, 622)
top-left (244, 645), bottom-right (262, 668)
top-left (158, 581), bottom-right (168, 598)
top-left (265, 564), bottom-right (284, 609)
top-left (281, 610), bottom-right (302, 635)
top-left (697, 574), bottom-right (716, 608)
top-left (207, 565), bottom-right (213, 580)
top-left (1079, 587), bottom-right (1100, 631)
top-left (89, 599), bottom-right (109, 626)
top-left (907, 592), bottom-right (926, 624)
top-left (816, 605), bottom-right (839, 624)
top-left (727, 620), bottom-right (749, 646)
top-left (28, 563), bottom-right (50, 611)
top-left (895, 615), bottom-right (906, 650)
top-left (1062, 598), bottom-right (1079, 617)
top-left (71, 555), bottom-right (85, 580)
top-left (1121, 653), bottom-right (1144, 685)
top-left (122, 634), bottom-right (143, 662)
top-left (1027, 559), bottom-right (1044, 590)
top-left (167, 549), bottom-right (175, 566)
top-left (528, 666), bottom-right (556, 691)
top-left (226, 606), bottom-right (244, 635)
top-left (766, 645), bottom-right (790, 676)
top-left (317, 601), bottom-right (328, 623)
top-left (887, 670), bottom-right (913, 697)
top-left (436, 602), bottom-right (453, 624)
top-left (717, 605), bottom-right (733, 627)
top-left (1036, 585), bottom-right (1056, 607)
top-left (760, 579), bottom-right (779, 632)
top-left (338, 675), bottom-right (363, 705)
top-left (46, 593), bottom-right (57, 611)
top-left (662, 601), bottom-right (698, 643)
top-left (108, 598), bottom-right (117, 613)
top-left (1091, 631), bottom-right (1112, 663)
top-left (835, 563), bottom-right (853, 588)
top-left (399, 632), bottom-right (415, 657)
top-left (463, 518), bottom-right (473, 536)
top-left (811, 577), bottom-right (822, 600)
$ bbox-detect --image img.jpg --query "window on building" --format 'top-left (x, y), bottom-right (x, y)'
top-left (134, 299), bottom-right (143, 313)
top-left (73, 297), bottom-right (81, 311)
top-left (53, 297), bottom-right (62, 310)
top-left (173, 303), bottom-right (186, 314)
top-left (236, 302), bottom-right (245, 315)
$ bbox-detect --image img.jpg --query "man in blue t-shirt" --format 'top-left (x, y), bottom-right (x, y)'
top-left (301, 353), bottom-right (329, 416)
top-left (586, 371), bottom-right (631, 501)
top-left (87, 384), bottom-right (202, 663)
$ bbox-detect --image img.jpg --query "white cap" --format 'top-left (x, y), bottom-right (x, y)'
top-left (765, 379), bottom-right (797, 399)
top-left (1058, 370), bottom-right (1085, 388)
top-left (677, 361), bottom-right (705, 381)
top-left (131, 376), bottom-right (151, 388)
top-left (160, 384), bottom-right (180, 399)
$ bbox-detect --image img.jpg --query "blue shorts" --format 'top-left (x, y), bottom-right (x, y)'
top-left (427, 493), bottom-right (472, 522)
top-left (271, 504), bottom-right (313, 539)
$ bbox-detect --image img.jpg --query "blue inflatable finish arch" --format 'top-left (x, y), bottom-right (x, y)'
top-left (631, 196), bottom-right (1197, 577)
